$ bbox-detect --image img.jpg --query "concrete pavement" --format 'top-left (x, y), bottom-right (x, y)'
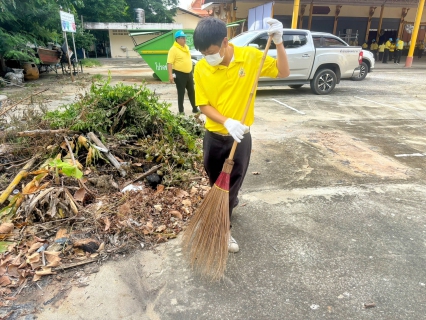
top-left (9, 58), bottom-right (426, 319)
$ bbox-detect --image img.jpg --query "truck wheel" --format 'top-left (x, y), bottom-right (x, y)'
top-left (351, 62), bottom-right (368, 81)
top-left (310, 69), bottom-right (337, 95)
top-left (289, 85), bottom-right (303, 89)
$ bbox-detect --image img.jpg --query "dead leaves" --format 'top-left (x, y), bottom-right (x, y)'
top-left (19, 187), bottom-right (78, 222)
top-left (170, 210), bottom-right (182, 220)
top-left (0, 135), bottom-right (208, 304)
top-left (103, 217), bottom-right (111, 231)
top-left (0, 223), bottom-right (13, 236)
top-left (155, 225), bottom-right (166, 232)
top-left (33, 267), bottom-right (56, 282)
top-left (73, 239), bottom-right (100, 254)
top-left (0, 276), bottom-right (11, 286)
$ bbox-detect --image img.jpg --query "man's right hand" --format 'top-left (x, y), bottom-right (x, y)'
top-left (169, 76), bottom-right (174, 84)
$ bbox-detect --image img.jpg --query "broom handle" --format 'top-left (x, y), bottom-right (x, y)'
top-left (228, 35), bottom-right (273, 160)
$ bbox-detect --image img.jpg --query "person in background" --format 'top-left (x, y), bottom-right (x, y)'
top-left (383, 37), bottom-right (392, 63)
top-left (370, 39), bottom-right (378, 61)
top-left (378, 42), bottom-right (385, 61)
top-left (167, 30), bottom-right (199, 114)
top-left (394, 38), bottom-right (404, 64)
top-left (418, 41), bottom-right (425, 59)
top-left (362, 40), bottom-right (369, 49)
top-left (389, 40), bottom-right (396, 61)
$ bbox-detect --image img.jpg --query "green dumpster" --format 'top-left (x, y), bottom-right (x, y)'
top-left (131, 29), bottom-right (195, 82)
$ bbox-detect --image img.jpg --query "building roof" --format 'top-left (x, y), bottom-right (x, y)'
top-left (83, 22), bottom-right (183, 30)
top-left (177, 7), bottom-right (204, 18)
top-left (201, 0), bottom-right (424, 8)
top-left (190, 0), bottom-right (210, 17)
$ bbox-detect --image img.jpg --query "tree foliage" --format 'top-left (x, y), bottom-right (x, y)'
top-left (125, 0), bottom-right (178, 23)
top-left (0, 0), bottom-right (179, 69)
top-left (75, 0), bottom-right (130, 23)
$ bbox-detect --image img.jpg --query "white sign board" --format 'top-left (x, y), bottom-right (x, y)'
top-left (60, 11), bottom-right (76, 33)
top-left (248, 2), bottom-right (274, 31)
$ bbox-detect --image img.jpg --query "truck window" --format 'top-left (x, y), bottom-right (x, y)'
top-left (248, 35), bottom-right (277, 50)
top-left (283, 34), bottom-right (308, 48)
top-left (323, 37), bottom-right (346, 47)
top-left (313, 37), bottom-right (322, 48)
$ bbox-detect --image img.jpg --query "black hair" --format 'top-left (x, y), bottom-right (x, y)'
top-left (193, 17), bottom-right (227, 51)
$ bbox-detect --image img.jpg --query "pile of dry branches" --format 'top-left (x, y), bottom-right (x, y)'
top-left (0, 81), bottom-right (208, 305)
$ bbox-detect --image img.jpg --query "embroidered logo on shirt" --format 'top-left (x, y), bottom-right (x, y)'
top-left (238, 67), bottom-right (246, 77)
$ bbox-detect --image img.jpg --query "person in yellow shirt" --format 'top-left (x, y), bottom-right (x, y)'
top-left (370, 39), bottom-right (378, 60)
top-left (193, 17), bottom-right (290, 252)
top-left (418, 41), bottom-right (425, 59)
top-left (167, 30), bottom-right (198, 114)
top-left (383, 37), bottom-right (392, 63)
top-left (378, 42), bottom-right (386, 61)
top-left (362, 41), bottom-right (368, 49)
top-left (389, 41), bottom-right (396, 61)
top-left (394, 38), bottom-right (404, 64)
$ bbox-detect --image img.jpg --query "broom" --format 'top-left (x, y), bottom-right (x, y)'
top-left (182, 35), bottom-right (274, 280)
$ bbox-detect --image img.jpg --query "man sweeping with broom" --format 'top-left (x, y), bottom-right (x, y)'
top-left (183, 17), bottom-right (290, 279)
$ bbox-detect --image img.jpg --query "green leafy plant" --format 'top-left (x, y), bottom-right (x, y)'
top-left (49, 159), bottom-right (83, 179)
top-left (43, 77), bottom-right (204, 175)
top-left (4, 49), bottom-right (38, 63)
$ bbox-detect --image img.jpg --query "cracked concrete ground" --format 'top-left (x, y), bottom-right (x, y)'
top-left (4, 57), bottom-right (426, 319)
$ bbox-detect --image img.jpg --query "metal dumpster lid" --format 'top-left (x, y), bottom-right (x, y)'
top-left (128, 31), bottom-right (163, 36)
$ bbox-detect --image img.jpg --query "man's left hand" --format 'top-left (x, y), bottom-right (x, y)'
top-left (265, 18), bottom-right (283, 45)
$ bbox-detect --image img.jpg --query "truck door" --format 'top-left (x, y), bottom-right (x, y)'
top-left (246, 31), bottom-right (314, 80)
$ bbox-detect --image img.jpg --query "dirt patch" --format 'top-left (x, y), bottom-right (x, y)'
top-left (303, 131), bottom-right (411, 179)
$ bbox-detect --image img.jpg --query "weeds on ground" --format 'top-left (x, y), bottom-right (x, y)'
top-left (80, 58), bottom-right (102, 68)
top-left (92, 74), bottom-right (103, 81)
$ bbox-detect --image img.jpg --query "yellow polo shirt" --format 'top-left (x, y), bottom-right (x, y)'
top-left (194, 44), bottom-right (278, 134)
top-left (370, 43), bottom-right (378, 50)
top-left (167, 42), bottom-right (192, 73)
top-left (396, 40), bottom-right (404, 50)
top-left (385, 40), bottom-right (391, 49)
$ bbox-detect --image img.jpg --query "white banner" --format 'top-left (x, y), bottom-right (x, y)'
top-left (60, 11), bottom-right (76, 33)
top-left (248, 2), bottom-right (274, 31)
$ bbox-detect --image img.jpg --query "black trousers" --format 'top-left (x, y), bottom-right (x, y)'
top-left (419, 50), bottom-right (424, 58)
top-left (394, 49), bottom-right (402, 63)
top-left (379, 51), bottom-right (384, 61)
top-left (372, 50), bottom-right (378, 61)
top-left (383, 49), bottom-right (389, 63)
top-left (203, 130), bottom-right (252, 219)
top-left (173, 69), bottom-right (196, 113)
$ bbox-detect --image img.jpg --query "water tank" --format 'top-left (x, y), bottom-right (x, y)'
top-left (135, 8), bottom-right (145, 23)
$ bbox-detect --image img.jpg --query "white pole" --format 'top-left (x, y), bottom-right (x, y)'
top-left (71, 32), bottom-right (78, 74)
top-left (64, 31), bottom-right (74, 82)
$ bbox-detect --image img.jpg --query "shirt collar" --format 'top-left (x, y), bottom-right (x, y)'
top-left (173, 41), bottom-right (189, 52)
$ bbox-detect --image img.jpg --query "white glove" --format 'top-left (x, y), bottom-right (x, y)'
top-left (266, 18), bottom-right (283, 45)
top-left (224, 118), bottom-right (249, 143)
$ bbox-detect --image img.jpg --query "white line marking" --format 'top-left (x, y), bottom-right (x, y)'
top-left (395, 153), bottom-right (425, 157)
top-left (271, 98), bottom-right (305, 115)
top-left (354, 96), bottom-right (406, 112)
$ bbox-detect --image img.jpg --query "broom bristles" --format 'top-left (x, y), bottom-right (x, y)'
top-left (182, 159), bottom-right (233, 280)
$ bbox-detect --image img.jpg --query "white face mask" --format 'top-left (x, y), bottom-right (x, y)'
top-left (204, 43), bottom-right (224, 66)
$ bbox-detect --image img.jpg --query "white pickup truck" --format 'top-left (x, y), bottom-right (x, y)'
top-left (191, 29), bottom-right (363, 95)
top-left (311, 32), bottom-right (375, 81)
